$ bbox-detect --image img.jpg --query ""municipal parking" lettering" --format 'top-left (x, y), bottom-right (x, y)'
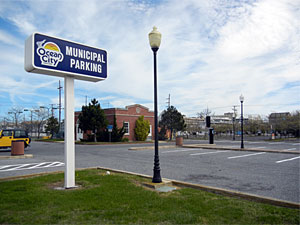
top-left (66, 46), bottom-right (105, 74)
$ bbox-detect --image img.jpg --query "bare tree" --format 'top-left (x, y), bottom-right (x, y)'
top-left (0, 117), bottom-right (9, 129)
top-left (32, 108), bottom-right (49, 139)
top-left (197, 107), bottom-right (213, 119)
top-left (7, 107), bottom-right (24, 127)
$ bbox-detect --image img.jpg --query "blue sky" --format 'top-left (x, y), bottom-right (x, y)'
top-left (0, 0), bottom-right (299, 122)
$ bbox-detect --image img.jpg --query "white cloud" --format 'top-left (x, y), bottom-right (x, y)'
top-left (0, 0), bottom-right (299, 118)
top-left (0, 30), bottom-right (23, 48)
top-left (216, 0), bottom-right (298, 60)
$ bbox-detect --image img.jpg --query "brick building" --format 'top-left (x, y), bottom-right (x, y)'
top-left (75, 104), bottom-right (154, 141)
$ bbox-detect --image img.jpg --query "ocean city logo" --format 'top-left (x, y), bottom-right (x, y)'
top-left (36, 40), bottom-right (64, 67)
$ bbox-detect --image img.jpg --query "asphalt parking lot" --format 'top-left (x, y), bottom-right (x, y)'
top-left (158, 147), bottom-right (299, 202)
top-left (0, 140), bottom-right (299, 203)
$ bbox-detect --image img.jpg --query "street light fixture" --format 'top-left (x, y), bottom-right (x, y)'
top-left (149, 26), bottom-right (162, 183)
top-left (239, 94), bottom-right (244, 149)
top-left (40, 106), bottom-right (50, 118)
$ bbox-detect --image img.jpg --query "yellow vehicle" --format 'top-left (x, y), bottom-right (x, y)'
top-left (0, 129), bottom-right (31, 149)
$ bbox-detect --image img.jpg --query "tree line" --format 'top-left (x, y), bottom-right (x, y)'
top-left (210, 111), bottom-right (300, 138)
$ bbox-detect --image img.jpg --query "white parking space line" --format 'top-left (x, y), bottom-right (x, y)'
top-left (190, 150), bottom-right (229, 156)
top-left (268, 143), bottom-right (280, 145)
top-left (292, 143), bottom-right (300, 146)
top-left (255, 147), bottom-right (266, 149)
top-left (162, 149), bottom-right (204, 153)
top-left (276, 156), bottom-right (300, 164)
top-left (228, 152), bottom-right (266, 159)
top-left (282, 148), bottom-right (297, 152)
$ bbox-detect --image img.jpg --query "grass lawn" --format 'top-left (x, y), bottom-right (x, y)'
top-left (0, 169), bottom-right (299, 224)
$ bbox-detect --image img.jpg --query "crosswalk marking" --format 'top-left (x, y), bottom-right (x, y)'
top-left (276, 156), bottom-right (300, 164)
top-left (44, 162), bottom-right (64, 168)
top-left (12, 164), bottom-right (32, 171)
top-left (228, 152), bottom-right (266, 159)
top-left (0, 165), bottom-right (16, 170)
top-left (0, 162), bottom-right (64, 172)
top-left (29, 162), bottom-right (48, 169)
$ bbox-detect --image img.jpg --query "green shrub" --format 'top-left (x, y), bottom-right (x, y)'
top-left (134, 116), bottom-right (150, 141)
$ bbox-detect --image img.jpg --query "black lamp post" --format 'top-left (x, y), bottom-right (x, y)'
top-left (149, 26), bottom-right (162, 183)
top-left (240, 94), bottom-right (244, 149)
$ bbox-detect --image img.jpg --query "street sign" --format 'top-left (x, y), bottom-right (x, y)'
top-left (107, 125), bottom-right (113, 132)
top-left (25, 33), bottom-right (107, 82)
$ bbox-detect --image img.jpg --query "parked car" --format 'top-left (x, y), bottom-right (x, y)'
top-left (0, 129), bottom-right (31, 149)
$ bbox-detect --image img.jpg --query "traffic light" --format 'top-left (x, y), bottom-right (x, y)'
top-left (206, 116), bottom-right (211, 127)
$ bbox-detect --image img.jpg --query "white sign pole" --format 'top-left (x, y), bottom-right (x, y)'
top-left (25, 33), bottom-right (107, 189)
top-left (64, 76), bottom-right (75, 188)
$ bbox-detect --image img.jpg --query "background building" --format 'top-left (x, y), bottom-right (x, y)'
top-left (75, 104), bottom-right (154, 141)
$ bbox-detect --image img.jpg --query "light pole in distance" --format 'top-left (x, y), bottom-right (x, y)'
top-left (239, 94), bottom-right (244, 149)
top-left (148, 26), bottom-right (162, 183)
top-left (24, 109), bottom-right (39, 136)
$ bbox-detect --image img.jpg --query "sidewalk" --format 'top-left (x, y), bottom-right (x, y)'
top-left (0, 149), bottom-right (33, 159)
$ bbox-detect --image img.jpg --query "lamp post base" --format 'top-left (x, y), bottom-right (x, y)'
top-left (152, 169), bottom-right (162, 183)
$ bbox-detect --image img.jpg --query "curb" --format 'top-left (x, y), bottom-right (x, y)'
top-left (0, 154), bottom-right (34, 160)
top-left (95, 166), bottom-right (299, 209)
top-left (0, 166), bottom-right (299, 209)
top-left (129, 145), bottom-right (177, 150)
top-left (182, 144), bottom-right (300, 154)
top-left (171, 180), bottom-right (299, 209)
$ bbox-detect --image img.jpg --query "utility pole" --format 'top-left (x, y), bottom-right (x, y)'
top-left (58, 80), bottom-right (62, 131)
top-left (232, 105), bottom-right (238, 140)
top-left (166, 94), bottom-right (170, 108)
